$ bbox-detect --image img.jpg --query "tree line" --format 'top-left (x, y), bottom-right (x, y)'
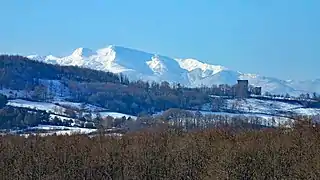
top-left (0, 55), bottom-right (124, 90)
top-left (0, 102), bottom-right (292, 134)
top-left (0, 117), bottom-right (319, 179)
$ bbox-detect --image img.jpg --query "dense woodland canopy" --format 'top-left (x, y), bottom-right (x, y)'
top-left (0, 106), bottom-right (49, 130)
top-left (0, 118), bottom-right (319, 179)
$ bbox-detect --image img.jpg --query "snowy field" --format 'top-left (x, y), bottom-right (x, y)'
top-left (15, 125), bottom-right (126, 138)
top-left (7, 99), bottom-right (137, 120)
top-left (290, 108), bottom-right (320, 116)
top-left (7, 99), bottom-right (67, 115)
top-left (7, 98), bottom-right (319, 123)
top-left (49, 114), bottom-right (76, 121)
top-left (52, 100), bottom-right (108, 112)
top-left (225, 98), bottom-right (320, 116)
top-left (5, 97), bottom-right (320, 134)
top-left (154, 110), bottom-right (293, 127)
top-left (17, 125), bottom-right (98, 137)
top-left (96, 112), bottom-right (137, 120)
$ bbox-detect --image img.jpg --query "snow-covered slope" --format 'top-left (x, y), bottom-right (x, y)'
top-left (27, 45), bottom-right (320, 96)
top-left (7, 99), bottom-right (137, 120)
top-left (28, 46), bottom-right (189, 85)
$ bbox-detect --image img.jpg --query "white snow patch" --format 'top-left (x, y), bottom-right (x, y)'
top-left (49, 114), bottom-right (76, 123)
top-left (24, 125), bottom-right (97, 136)
top-left (95, 112), bottom-right (137, 120)
top-left (225, 98), bottom-right (320, 116)
top-left (52, 101), bottom-right (106, 112)
top-left (7, 99), bottom-right (66, 115)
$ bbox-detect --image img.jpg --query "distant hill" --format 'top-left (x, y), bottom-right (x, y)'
top-left (26, 45), bottom-right (320, 96)
top-left (0, 55), bottom-right (212, 115)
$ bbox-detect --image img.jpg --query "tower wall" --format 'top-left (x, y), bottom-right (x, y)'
top-left (236, 80), bottom-right (249, 98)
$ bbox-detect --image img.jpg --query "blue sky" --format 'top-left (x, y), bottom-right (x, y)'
top-left (0, 0), bottom-right (319, 80)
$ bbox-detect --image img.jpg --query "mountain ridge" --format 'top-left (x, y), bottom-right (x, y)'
top-left (27, 45), bottom-right (320, 96)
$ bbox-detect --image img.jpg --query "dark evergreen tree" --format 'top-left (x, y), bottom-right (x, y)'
top-left (0, 94), bottom-right (7, 109)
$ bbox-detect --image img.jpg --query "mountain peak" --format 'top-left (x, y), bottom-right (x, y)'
top-left (176, 58), bottom-right (226, 74)
top-left (96, 45), bottom-right (116, 55)
top-left (71, 47), bottom-right (95, 57)
top-left (27, 54), bottom-right (43, 61)
top-left (25, 45), bottom-right (320, 96)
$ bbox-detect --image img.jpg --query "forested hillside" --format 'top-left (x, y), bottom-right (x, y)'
top-left (0, 55), bottom-right (213, 115)
top-left (0, 55), bottom-right (319, 117)
top-left (0, 55), bottom-right (123, 90)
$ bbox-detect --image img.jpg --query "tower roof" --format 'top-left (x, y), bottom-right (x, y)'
top-left (237, 79), bottom-right (248, 83)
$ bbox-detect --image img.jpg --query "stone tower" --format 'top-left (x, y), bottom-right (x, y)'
top-left (236, 80), bottom-right (249, 98)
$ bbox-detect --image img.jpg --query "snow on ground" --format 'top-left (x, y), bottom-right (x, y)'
top-left (22, 125), bottom-right (97, 137)
top-left (38, 79), bottom-right (71, 100)
top-left (52, 101), bottom-right (82, 107)
top-left (225, 98), bottom-right (300, 114)
top-left (7, 99), bottom-right (66, 115)
top-left (225, 98), bottom-right (320, 116)
top-left (0, 88), bottom-right (30, 99)
top-left (49, 114), bottom-right (76, 122)
top-left (6, 98), bottom-right (319, 129)
top-left (291, 108), bottom-right (320, 116)
top-left (30, 125), bottom-right (96, 132)
top-left (94, 112), bottom-right (137, 120)
top-left (198, 110), bottom-right (292, 127)
top-left (154, 110), bottom-right (292, 127)
top-left (0, 80), bottom-right (70, 101)
top-left (250, 94), bottom-right (298, 101)
top-left (7, 99), bottom-right (137, 120)
top-left (18, 125), bottom-right (126, 137)
top-left (52, 101), bottom-right (107, 112)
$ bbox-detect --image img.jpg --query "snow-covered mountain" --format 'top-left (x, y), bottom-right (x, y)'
top-left (27, 45), bottom-right (320, 96)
